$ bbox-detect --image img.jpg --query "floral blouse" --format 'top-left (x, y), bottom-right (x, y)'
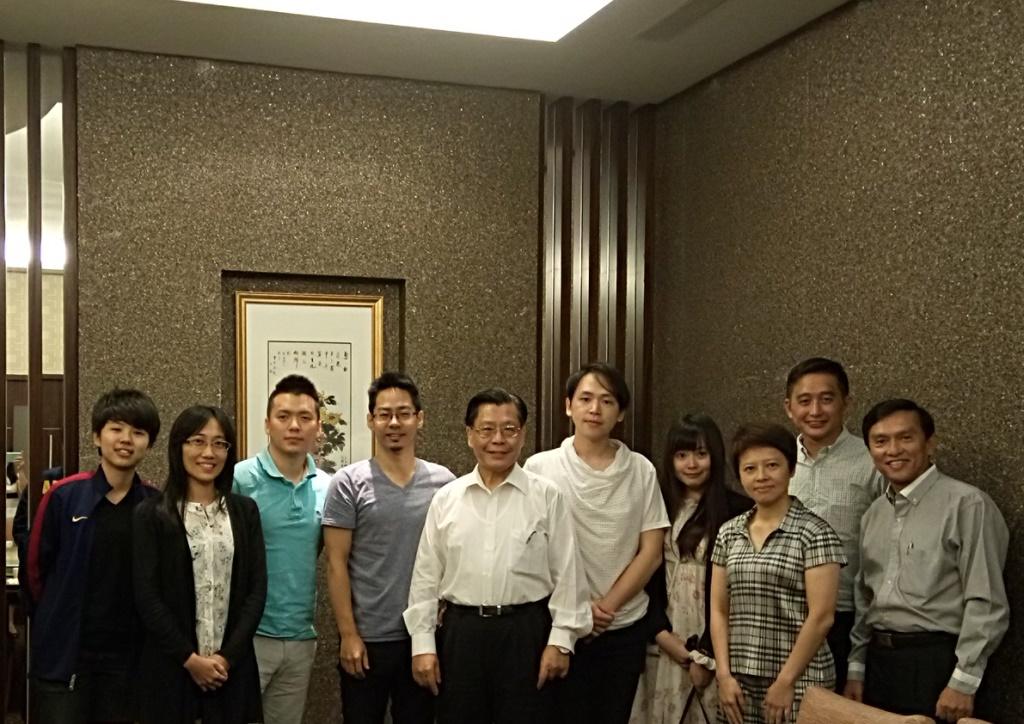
top-left (184, 499), bottom-right (235, 656)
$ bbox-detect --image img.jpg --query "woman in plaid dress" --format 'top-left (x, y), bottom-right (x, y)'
top-left (709, 424), bottom-right (845, 724)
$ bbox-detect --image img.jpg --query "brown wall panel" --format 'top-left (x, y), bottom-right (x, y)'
top-left (651, 1), bottom-right (1024, 718)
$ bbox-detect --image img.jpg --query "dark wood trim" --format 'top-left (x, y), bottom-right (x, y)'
top-left (0, 37), bottom-right (8, 720)
top-left (540, 98), bottom-right (574, 450)
top-left (63, 47), bottom-right (79, 473)
top-left (625, 105), bottom-right (655, 456)
top-left (27, 44), bottom-right (45, 513)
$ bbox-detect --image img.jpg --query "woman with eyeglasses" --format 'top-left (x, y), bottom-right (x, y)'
top-left (133, 406), bottom-right (267, 724)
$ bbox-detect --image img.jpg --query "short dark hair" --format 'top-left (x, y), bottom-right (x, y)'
top-left (91, 388), bottom-right (161, 443)
top-left (464, 388), bottom-right (528, 427)
top-left (565, 362), bottom-right (631, 410)
top-left (731, 422), bottom-right (797, 477)
top-left (367, 372), bottom-right (422, 413)
top-left (785, 357), bottom-right (850, 398)
top-left (861, 398), bottom-right (935, 443)
top-left (267, 374), bottom-right (321, 416)
top-left (163, 406), bottom-right (237, 519)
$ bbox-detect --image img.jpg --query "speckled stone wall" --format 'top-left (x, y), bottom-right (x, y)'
top-left (652, 0), bottom-right (1023, 719)
top-left (75, 47), bottom-right (540, 721)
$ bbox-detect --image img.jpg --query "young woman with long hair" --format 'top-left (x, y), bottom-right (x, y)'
top-left (632, 413), bottom-right (751, 724)
top-left (133, 406), bottom-right (267, 724)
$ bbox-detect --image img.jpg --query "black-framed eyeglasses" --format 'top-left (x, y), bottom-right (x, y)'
top-left (371, 409), bottom-right (417, 424)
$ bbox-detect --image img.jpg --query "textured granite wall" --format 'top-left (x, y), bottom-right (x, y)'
top-left (75, 47), bottom-right (540, 721)
top-left (651, 1), bottom-right (1023, 718)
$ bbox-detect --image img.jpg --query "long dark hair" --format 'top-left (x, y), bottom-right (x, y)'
top-left (659, 413), bottom-right (730, 559)
top-left (163, 405), bottom-right (237, 519)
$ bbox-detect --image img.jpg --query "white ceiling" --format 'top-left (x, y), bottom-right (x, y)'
top-left (1, 0), bottom-right (849, 104)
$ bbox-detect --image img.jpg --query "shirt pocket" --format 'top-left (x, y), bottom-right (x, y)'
top-left (510, 526), bottom-right (549, 576)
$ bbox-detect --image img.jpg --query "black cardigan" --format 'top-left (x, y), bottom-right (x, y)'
top-left (645, 488), bottom-right (753, 654)
top-left (133, 493), bottom-right (267, 724)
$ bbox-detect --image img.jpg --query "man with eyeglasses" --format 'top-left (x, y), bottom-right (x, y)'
top-left (233, 374), bottom-right (329, 724)
top-left (321, 372), bottom-right (455, 724)
top-left (404, 388), bottom-right (591, 724)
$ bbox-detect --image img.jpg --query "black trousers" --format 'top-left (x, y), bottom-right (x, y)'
top-left (863, 631), bottom-right (958, 716)
top-left (437, 600), bottom-right (554, 724)
top-left (826, 610), bottom-right (855, 693)
top-left (554, 619), bottom-right (647, 724)
top-left (31, 670), bottom-right (133, 724)
top-left (339, 638), bottom-right (434, 724)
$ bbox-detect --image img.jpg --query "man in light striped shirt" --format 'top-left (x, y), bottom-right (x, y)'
top-left (784, 357), bottom-right (883, 692)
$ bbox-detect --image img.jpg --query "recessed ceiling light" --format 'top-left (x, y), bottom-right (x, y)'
top-left (174, 0), bottom-right (615, 42)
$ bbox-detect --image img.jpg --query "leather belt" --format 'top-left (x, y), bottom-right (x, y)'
top-left (869, 630), bottom-right (957, 650)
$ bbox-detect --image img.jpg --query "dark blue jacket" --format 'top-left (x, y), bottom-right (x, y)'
top-left (27, 467), bottom-right (158, 684)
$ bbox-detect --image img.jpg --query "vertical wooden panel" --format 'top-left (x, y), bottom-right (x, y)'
top-left (624, 106), bottom-right (655, 455)
top-left (570, 100), bottom-right (600, 373)
top-left (26, 44), bottom-right (44, 510)
top-left (62, 48), bottom-right (78, 473)
top-left (539, 98), bottom-right (573, 450)
top-left (540, 98), bottom-right (655, 453)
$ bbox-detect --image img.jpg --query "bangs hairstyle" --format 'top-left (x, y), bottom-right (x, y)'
top-left (730, 422), bottom-right (797, 477)
top-left (91, 388), bottom-right (161, 443)
top-left (660, 413), bottom-right (730, 558)
top-left (162, 405), bottom-right (237, 519)
top-left (565, 362), bottom-right (631, 411)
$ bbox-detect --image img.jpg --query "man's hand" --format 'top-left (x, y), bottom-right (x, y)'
top-left (591, 600), bottom-right (616, 636)
top-left (536, 645), bottom-right (570, 689)
top-left (843, 679), bottom-right (864, 702)
top-left (339, 633), bottom-right (370, 678)
top-left (411, 653), bottom-right (441, 696)
top-left (935, 687), bottom-right (973, 722)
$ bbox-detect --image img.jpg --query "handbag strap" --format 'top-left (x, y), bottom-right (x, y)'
top-left (678, 685), bottom-right (711, 724)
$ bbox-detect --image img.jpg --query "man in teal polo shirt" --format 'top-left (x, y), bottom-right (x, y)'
top-left (234, 374), bottom-right (329, 724)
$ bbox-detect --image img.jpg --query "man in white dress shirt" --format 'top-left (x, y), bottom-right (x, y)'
top-left (403, 388), bottom-right (592, 724)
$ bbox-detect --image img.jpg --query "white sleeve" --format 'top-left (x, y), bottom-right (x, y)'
top-left (402, 495), bottom-right (445, 656)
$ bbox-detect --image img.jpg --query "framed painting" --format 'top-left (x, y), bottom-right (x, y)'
top-left (235, 291), bottom-right (383, 472)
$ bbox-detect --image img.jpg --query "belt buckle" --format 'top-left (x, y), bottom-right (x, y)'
top-left (478, 605), bottom-right (501, 618)
top-left (875, 632), bottom-right (894, 649)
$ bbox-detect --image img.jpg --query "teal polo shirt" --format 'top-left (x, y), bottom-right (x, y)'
top-left (233, 448), bottom-right (328, 640)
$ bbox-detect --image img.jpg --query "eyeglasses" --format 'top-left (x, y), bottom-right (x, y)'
top-left (371, 409), bottom-right (418, 424)
top-left (471, 425), bottom-right (522, 441)
top-left (184, 436), bottom-right (231, 452)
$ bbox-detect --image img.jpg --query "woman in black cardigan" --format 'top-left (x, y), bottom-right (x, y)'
top-left (133, 406), bottom-right (267, 724)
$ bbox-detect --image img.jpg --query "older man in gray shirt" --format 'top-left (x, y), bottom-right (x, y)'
top-left (844, 399), bottom-right (1009, 723)
top-left (322, 372), bottom-right (454, 724)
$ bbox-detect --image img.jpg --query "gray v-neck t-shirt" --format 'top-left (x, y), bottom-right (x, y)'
top-left (322, 458), bottom-right (455, 641)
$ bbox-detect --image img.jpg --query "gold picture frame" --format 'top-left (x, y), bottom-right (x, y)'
top-left (235, 291), bottom-right (384, 471)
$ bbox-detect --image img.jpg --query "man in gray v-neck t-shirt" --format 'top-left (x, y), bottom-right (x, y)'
top-left (322, 372), bottom-right (455, 724)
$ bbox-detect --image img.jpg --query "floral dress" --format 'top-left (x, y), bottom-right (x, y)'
top-left (631, 499), bottom-right (717, 724)
top-left (184, 500), bottom-right (235, 656)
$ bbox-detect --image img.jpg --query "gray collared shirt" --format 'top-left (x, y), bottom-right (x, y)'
top-left (790, 428), bottom-right (883, 611)
top-left (848, 466), bottom-right (1010, 694)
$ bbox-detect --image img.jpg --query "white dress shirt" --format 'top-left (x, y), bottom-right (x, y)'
top-left (403, 463), bottom-right (592, 656)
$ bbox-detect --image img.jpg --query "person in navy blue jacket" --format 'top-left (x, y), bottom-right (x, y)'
top-left (26, 388), bottom-right (161, 724)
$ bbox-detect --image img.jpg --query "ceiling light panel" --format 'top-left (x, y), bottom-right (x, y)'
top-left (175, 0), bottom-right (615, 41)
